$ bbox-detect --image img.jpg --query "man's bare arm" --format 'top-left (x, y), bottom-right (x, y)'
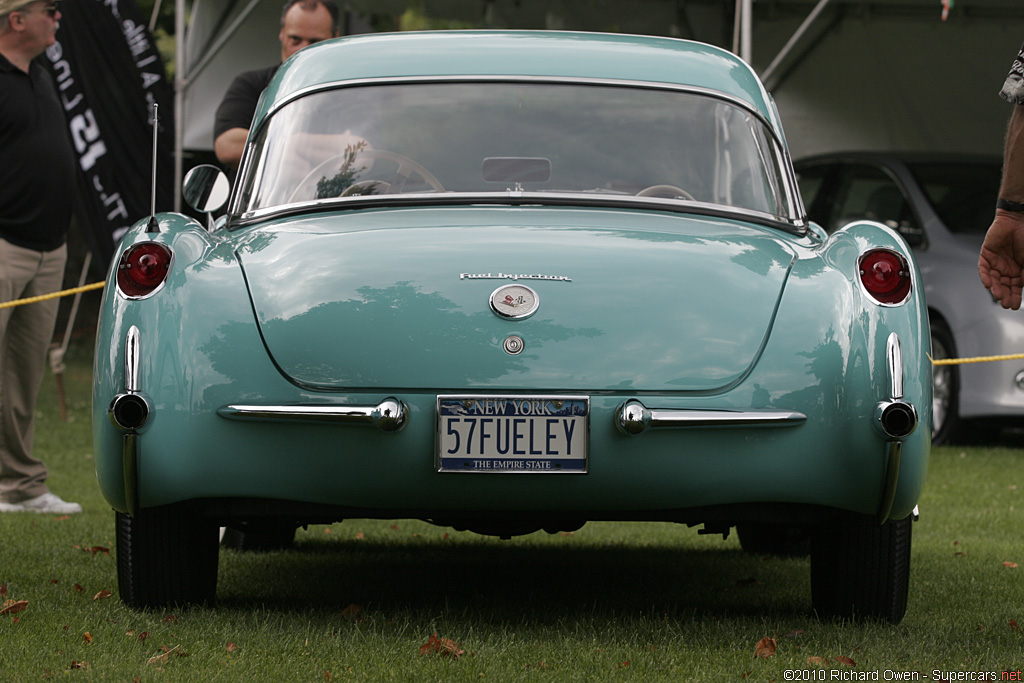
top-left (214, 127), bottom-right (249, 170)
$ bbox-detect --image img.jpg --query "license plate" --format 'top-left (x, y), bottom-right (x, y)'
top-left (437, 395), bottom-right (589, 473)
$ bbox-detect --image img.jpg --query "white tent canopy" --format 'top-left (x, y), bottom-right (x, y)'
top-left (173, 0), bottom-right (1024, 201)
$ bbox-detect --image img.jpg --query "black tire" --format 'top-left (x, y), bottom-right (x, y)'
top-left (736, 523), bottom-right (811, 557)
top-left (930, 318), bottom-right (960, 445)
top-left (221, 523), bottom-right (296, 552)
top-left (116, 506), bottom-right (220, 608)
top-left (810, 511), bottom-right (912, 623)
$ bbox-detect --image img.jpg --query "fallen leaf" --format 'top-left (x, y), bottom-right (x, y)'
top-left (162, 614), bottom-right (178, 623)
top-left (1004, 561), bottom-right (1019, 568)
top-left (93, 590), bottom-right (112, 601)
top-left (419, 632), bottom-right (464, 659)
top-left (147, 645), bottom-right (178, 665)
top-left (0, 600), bottom-right (28, 615)
top-left (0, 584), bottom-right (6, 596)
top-left (954, 551), bottom-right (967, 557)
top-left (1010, 620), bottom-right (1021, 632)
top-left (835, 656), bottom-right (856, 667)
top-left (74, 584), bottom-right (83, 593)
top-left (226, 642), bottom-right (237, 652)
top-left (83, 632), bottom-right (93, 644)
top-left (753, 637), bottom-right (776, 659)
top-left (807, 657), bottom-right (826, 666)
top-left (69, 661), bottom-right (89, 670)
top-left (355, 532), bottom-right (365, 540)
top-left (323, 528), bottom-right (332, 534)
top-left (55, 515), bottom-right (71, 521)
top-left (390, 524), bottom-right (399, 530)
top-left (137, 631), bottom-right (150, 642)
top-left (339, 604), bottom-right (363, 619)
top-left (87, 546), bottom-right (110, 556)
top-left (620, 660), bottom-right (631, 668)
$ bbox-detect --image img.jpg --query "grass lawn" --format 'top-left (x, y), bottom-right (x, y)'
top-left (0, 338), bottom-right (1022, 681)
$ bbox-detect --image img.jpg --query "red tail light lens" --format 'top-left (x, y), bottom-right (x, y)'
top-left (116, 242), bottom-right (172, 298)
top-left (859, 249), bottom-right (911, 305)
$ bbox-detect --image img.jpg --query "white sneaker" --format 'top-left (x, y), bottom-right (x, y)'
top-left (0, 492), bottom-right (82, 514)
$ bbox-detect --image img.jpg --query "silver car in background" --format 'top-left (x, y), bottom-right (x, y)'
top-left (795, 153), bottom-right (1022, 444)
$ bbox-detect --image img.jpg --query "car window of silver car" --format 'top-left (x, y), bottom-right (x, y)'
top-left (832, 165), bottom-right (924, 246)
top-left (905, 161), bottom-right (1001, 235)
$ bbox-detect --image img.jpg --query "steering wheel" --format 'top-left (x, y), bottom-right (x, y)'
top-left (636, 184), bottom-right (695, 200)
top-left (289, 149), bottom-right (445, 202)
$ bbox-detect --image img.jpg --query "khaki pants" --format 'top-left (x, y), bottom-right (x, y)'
top-left (0, 239), bottom-right (67, 503)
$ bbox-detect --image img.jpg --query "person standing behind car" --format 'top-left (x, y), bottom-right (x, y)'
top-left (213, 0), bottom-right (339, 171)
top-left (979, 41), bottom-right (1024, 310)
top-left (0, 0), bottom-right (81, 514)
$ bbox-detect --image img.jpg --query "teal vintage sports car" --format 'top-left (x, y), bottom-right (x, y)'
top-left (93, 31), bottom-right (930, 622)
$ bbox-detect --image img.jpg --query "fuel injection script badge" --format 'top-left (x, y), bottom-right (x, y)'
top-left (490, 284), bottom-right (540, 320)
top-left (460, 273), bottom-right (571, 282)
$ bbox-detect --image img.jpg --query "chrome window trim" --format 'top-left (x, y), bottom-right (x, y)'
top-left (229, 192), bottom-right (809, 236)
top-left (229, 75), bottom-right (804, 226)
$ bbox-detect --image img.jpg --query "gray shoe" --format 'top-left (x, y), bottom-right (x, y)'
top-left (0, 492), bottom-right (82, 514)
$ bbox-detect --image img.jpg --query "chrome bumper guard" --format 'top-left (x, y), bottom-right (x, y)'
top-left (615, 401), bottom-right (806, 435)
top-left (217, 399), bottom-right (408, 433)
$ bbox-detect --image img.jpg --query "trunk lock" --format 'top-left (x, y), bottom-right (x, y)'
top-left (503, 335), bottom-right (525, 355)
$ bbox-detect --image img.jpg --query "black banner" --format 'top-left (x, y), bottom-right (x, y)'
top-left (44, 0), bottom-right (174, 269)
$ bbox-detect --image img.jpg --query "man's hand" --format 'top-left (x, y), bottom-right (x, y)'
top-left (979, 209), bottom-right (1024, 309)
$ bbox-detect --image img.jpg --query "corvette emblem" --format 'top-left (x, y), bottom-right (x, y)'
top-left (490, 284), bottom-right (539, 319)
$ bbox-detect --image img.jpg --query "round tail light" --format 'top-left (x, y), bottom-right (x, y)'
top-left (859, 249), bottom-right (911, 305)
top-left (116, 242), bottom-right (172, 298)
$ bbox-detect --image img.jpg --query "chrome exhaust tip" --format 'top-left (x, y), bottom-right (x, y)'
top-left (874, 400), bottom-right (918, 440)
top-left (109, 392), bottom-right (151, 432)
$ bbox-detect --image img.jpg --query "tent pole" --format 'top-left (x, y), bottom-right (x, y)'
top-left (761, 0), bottom-right (834, 90)
top-left (732, 0), bottom-right (752, 60)
top-left (174, 0), bottom-right (185, 212)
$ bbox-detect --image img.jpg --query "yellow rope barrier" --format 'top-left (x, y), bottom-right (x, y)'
top-left (2, 282), bottom-right (1023, 368)
top-left (0, 281), bottom-right (106, 310)
top-left (929, 352), bottom-right (1024, 366)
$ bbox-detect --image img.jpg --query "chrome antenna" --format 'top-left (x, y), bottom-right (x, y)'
top-left (146, 102), bottom-right (160, 232)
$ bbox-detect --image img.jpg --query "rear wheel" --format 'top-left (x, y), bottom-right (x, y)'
top-left (930, 318), bottom-right (960, 445)
top-left (810, 511), bottom-right (912, 623)
top-left (116, 505), bottom-right (219, 608)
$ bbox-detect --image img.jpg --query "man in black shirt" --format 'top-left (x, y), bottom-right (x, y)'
top-left (0, 0), bottom-right (81, 513)
top-left (213, 0), bottom-right (339, 170)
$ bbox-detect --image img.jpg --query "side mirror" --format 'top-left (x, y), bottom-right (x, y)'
top-left (182, 165), bottom-right (230, 222)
